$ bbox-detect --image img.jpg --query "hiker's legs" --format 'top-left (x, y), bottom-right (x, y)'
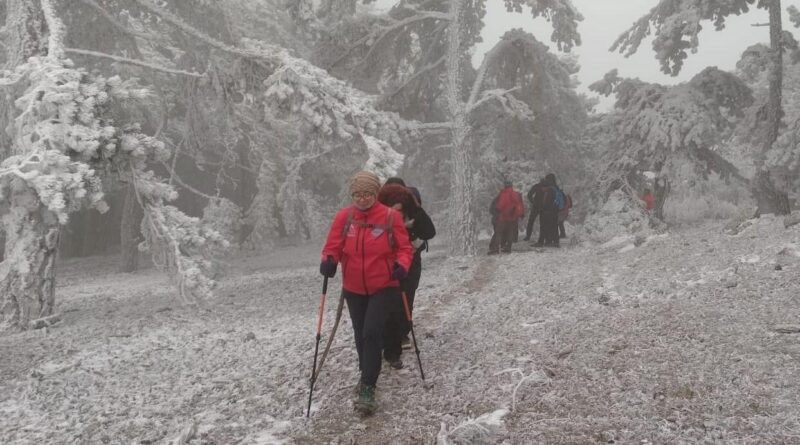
top-left (359, 288), bottom-right (395, 386)
top-left (499, 221), bottom-right (515, 252)
top-left (525, 209), bottom-right (538, 240)
top-left (559, 220), bottom-right (566, 238)
top-left (536, 213), bottom-right (547, 245)
top-left (345, 290), bottom-right (368, 372)
top-left (543, 211), bottom-right (559, 245)
top-left (383, 301), bottom-right (404, 362)
top-left (488, 221), bottom-right (500, 253)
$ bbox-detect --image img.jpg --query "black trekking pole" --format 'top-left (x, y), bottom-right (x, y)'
top-left (306, 275), bottom-right (328, 417)
top-left (401, 291), bottom-right (430, 387)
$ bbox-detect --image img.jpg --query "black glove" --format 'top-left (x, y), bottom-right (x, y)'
top-left (320, 256), bottom-right (337, 278)
top-left (391, 262), bottom-right (407, 280)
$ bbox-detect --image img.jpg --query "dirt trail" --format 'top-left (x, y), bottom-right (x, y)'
top-left (3, 221), bottom-right (800, 444)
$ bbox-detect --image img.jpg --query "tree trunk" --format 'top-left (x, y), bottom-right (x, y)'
top-left (119, 183), bottom-right (143, 272)
top-left (754, 0), bottom-right (791, 216)
top-left (1, 0), bottom-right (46, 262)
top-left (445, 0), bottom-right (476, 255)
top-left (0, 196), bottom-right (60, 331)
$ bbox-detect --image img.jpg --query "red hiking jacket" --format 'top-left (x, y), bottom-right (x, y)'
top-left (321, 203), bottom-right (413, 296)
top-left (494, 187), bottom-right (525, 222)
top-left (642, 193), bottom-right (655, 211)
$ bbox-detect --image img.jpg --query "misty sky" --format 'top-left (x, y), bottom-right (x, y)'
top-left (371, 0), bottom-right (800, 110)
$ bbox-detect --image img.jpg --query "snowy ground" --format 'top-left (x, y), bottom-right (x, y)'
top-left (2, 216), bottom-right (800, 444)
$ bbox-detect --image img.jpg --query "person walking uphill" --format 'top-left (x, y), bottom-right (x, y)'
top-left (319, 171), bottom-right (413, 416)
top-left (488, 180), bottom-right (525, 254)
top-left (376, 182), bottom-right (436, 369)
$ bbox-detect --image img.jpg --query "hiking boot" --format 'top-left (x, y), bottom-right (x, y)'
top-left (487, 250), bottom-right (499, 255)
top-left (354, 384), bottom-right (377, 416)
top-left (387, 357), bottom-right (404, 370)
top-left (531, 242), bottom-right (543, 248)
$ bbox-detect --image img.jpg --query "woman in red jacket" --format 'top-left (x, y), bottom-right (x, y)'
top-left (319, 171), bottom-right (413, 416)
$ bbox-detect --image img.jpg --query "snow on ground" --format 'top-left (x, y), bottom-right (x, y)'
top-left (2, 217), bottom-right (800, 444)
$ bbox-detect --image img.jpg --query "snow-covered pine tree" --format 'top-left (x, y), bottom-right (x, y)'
top-left (312, 0), bottom-right (583, 254)
top-left (589, 67), bottom-right (753, 220)
top-left (612, 0), bottom-right (792, 215)
top-left (734, 10), bottom-right (800, 202)
top-left (0, 0), bottom-right (224, 331)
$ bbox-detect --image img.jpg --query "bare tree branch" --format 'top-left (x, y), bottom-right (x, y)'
top-left (65, 48), bottom-right (205, 77)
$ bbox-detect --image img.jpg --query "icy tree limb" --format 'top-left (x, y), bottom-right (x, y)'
top-left (65, 48), bottom-right (205, 78)
top-left (467, 87), bottom-right (521, 113)
top-left (41, 0), bottom-right (65, 61)
top-left (388, 55), bottom-right (446, 97)
top-left (169, 421), bottom-right (197, 445)
top-left (328, 10), bottom-right (451, 70)
top-left (132, 0), bottom-right (283, 64)
top-left (467, 39), bottom-right (512, 107)
top-left (77, 0), bottom-right (156, 42)
top-left (29, 313), bottom-right (61, 329)
top-left (361, 11), bottom-right (451, 66)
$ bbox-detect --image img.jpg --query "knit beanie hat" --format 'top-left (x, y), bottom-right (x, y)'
top-left (349, 171), bottom-right (381, 196)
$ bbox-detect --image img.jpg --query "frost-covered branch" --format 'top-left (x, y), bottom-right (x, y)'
top-left (77, 0), bottom-right (155, 42)
top-left (436, 409), bottom-right (510, 445)
top-left (132, 0), bottom-right (283, 64)
top-left (41, 0), bottom-right (65, 61)
top-left (468, 39), bottom-right (511, 107)
top-left (388, 55), bottom-right (446, 97)
top-left (610, 0), bottom-right (763, 75)
top-left (65, 48), bottom-right (206, 77)
top-left (328, 10), bottom-right (450, 70)
top-left (468, 87), bottom-right (521, 113)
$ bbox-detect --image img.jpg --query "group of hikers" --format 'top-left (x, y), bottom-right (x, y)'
top-left (313, 170), bottom-right (660, 416)
top-left (318, 171), bottom-right (435, 416)
top-left (488, 173), bottom-right (573, 254)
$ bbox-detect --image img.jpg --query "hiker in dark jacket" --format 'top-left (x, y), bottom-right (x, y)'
top-left (524, 178), bottom-right (546, 241)
top-left (320, 171), bottom-right (413, 416)
top-left (488, 180), bottom-right (525, 254)
top-left (533, 173), bottom-right (562, 248)
top-left (378, 180), bottom-right (435, 369)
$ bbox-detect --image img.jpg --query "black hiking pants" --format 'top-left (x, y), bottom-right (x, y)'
top-left (538, 209), bottom-right (559, 245)
top-left (384, 252), bottom-right (422, 360)
top-left (489, 220), bottom-right (517, 253)
top-left (344, 287), bottom-right (400, 386)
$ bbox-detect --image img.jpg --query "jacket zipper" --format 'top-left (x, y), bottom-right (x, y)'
top-left (360, 224), bottom-right (369, 296)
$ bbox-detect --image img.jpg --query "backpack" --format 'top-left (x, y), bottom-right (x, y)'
top-left (342, 207), bottom-right (396, 249)
top-left (553, 187), bottom-right (566, 210)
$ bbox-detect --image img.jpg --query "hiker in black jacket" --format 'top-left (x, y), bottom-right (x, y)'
top-left (523, 178), bottom-right (546, 241)
top-left (379, 178), bottom-right (436, 369)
